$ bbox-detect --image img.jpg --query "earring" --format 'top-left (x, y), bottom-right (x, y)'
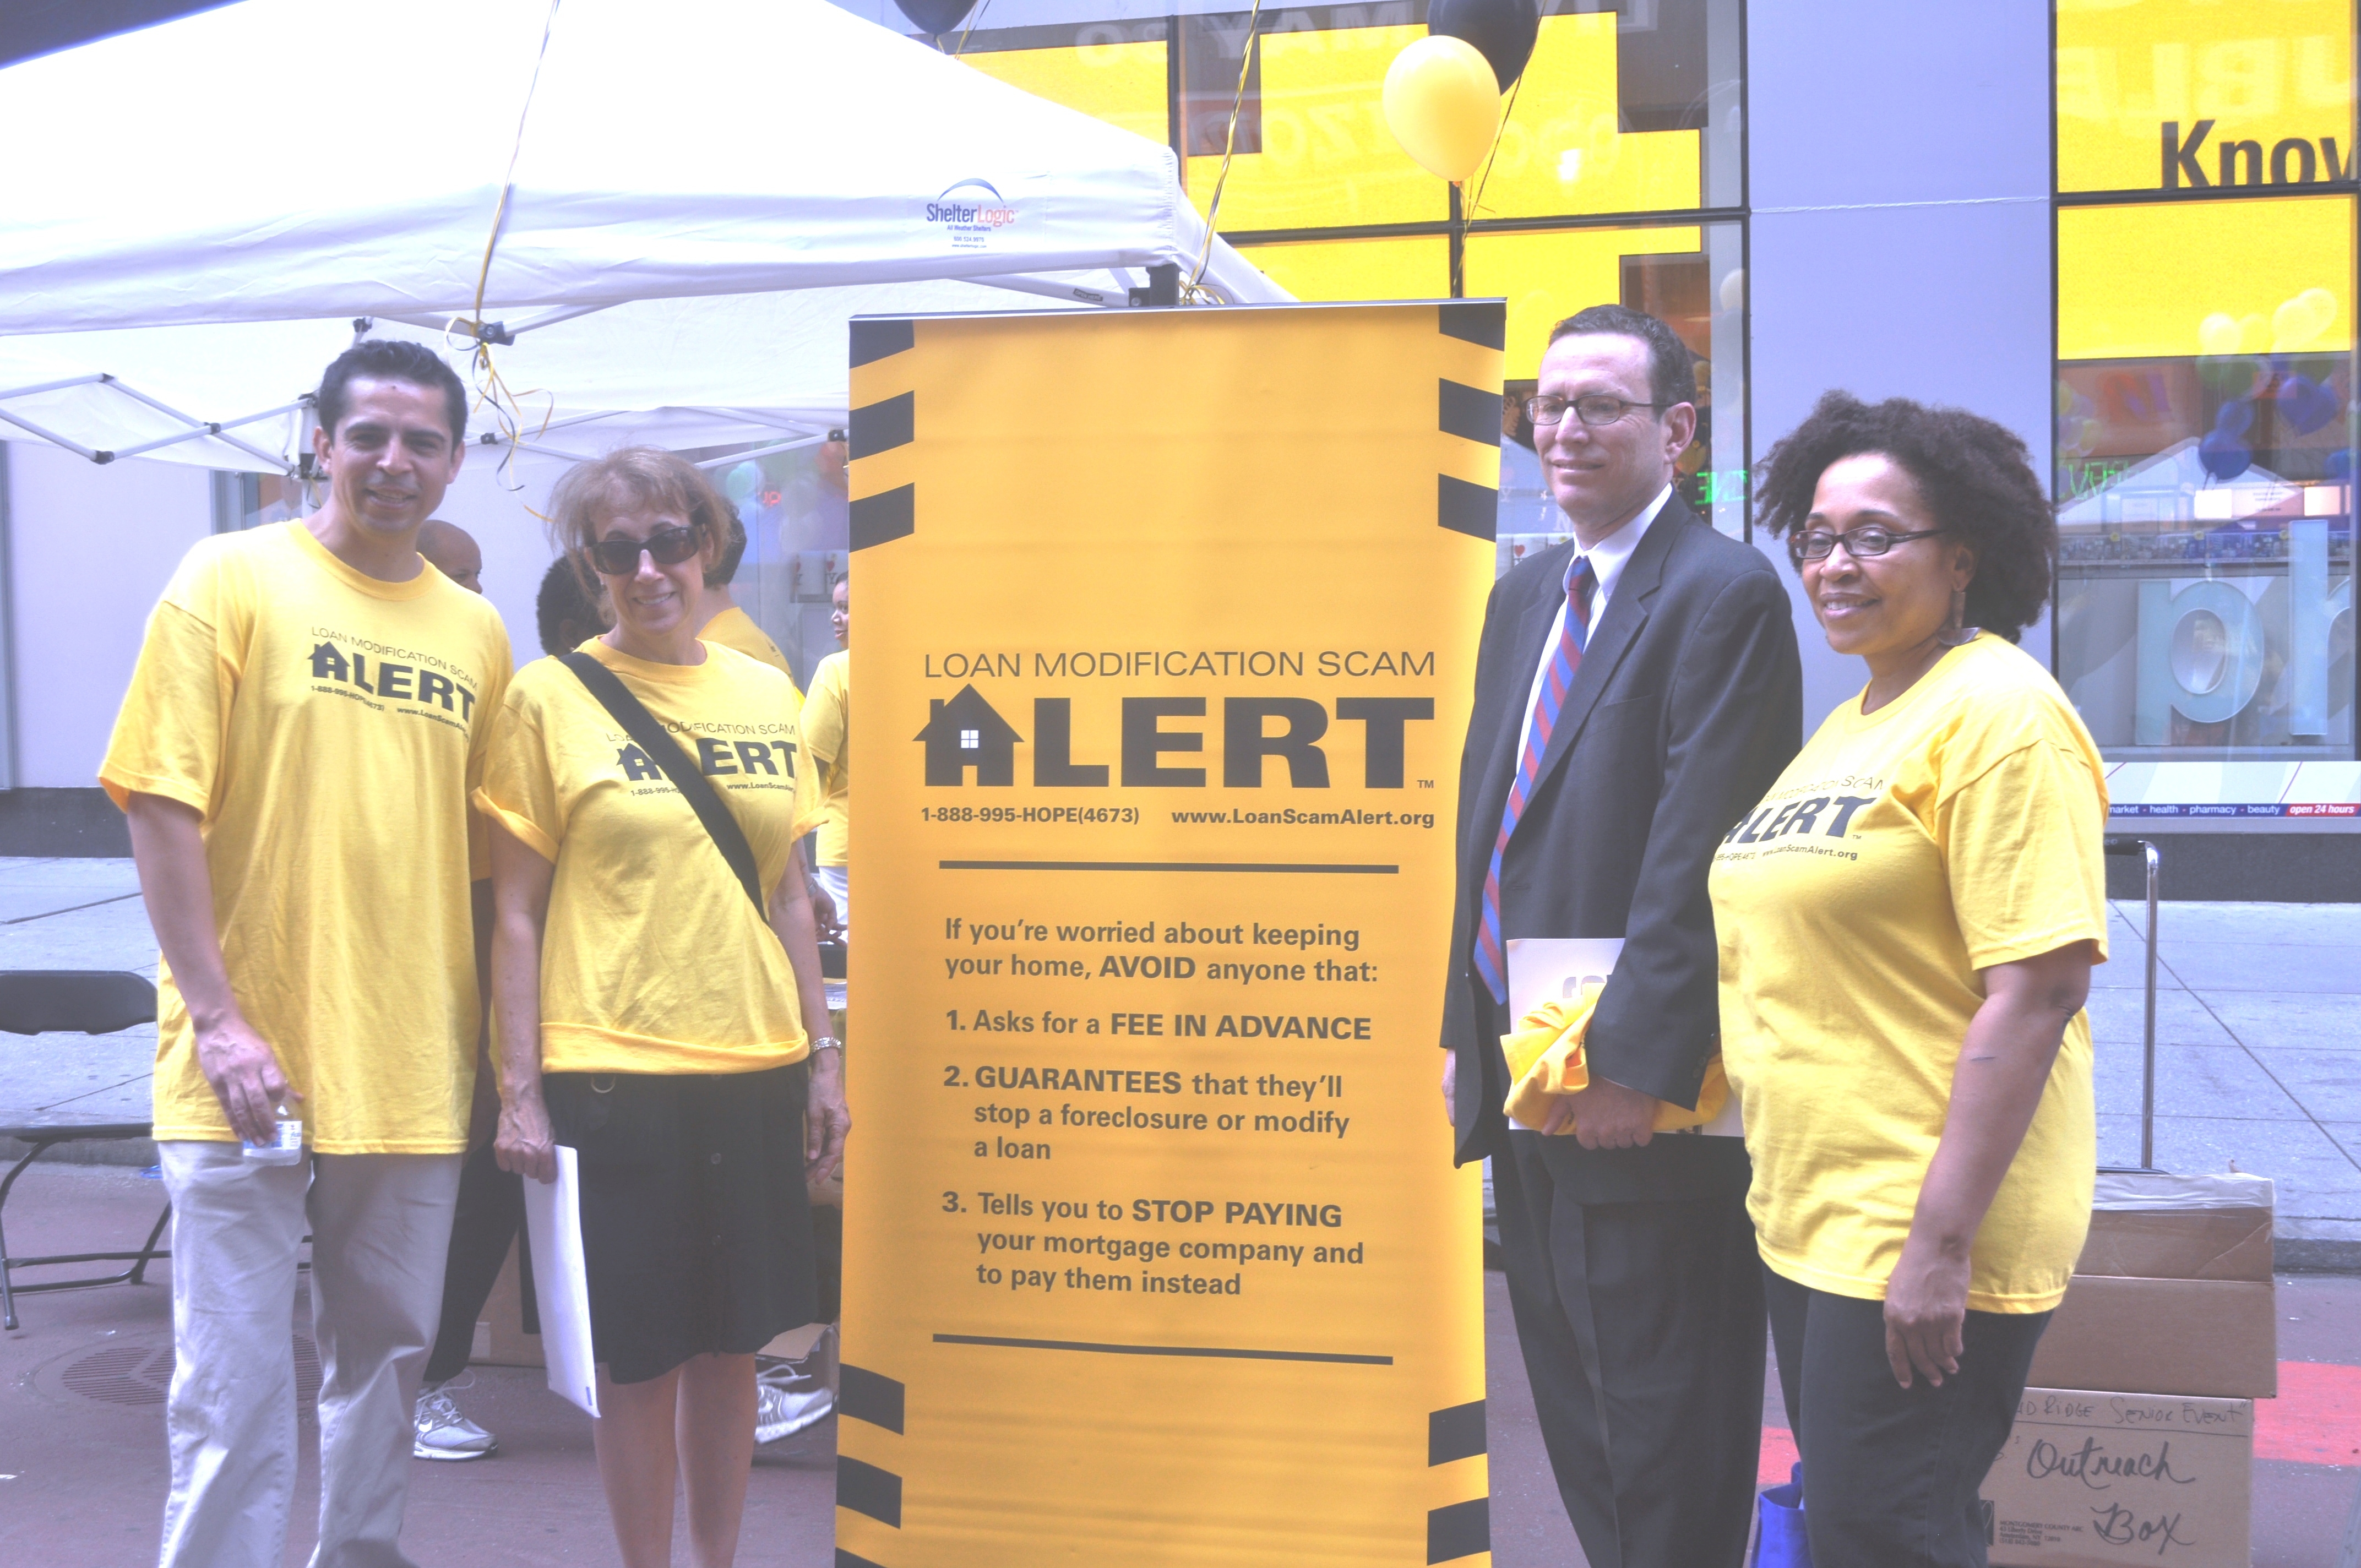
top-left (1935, 586), bottom-right (1981, 647)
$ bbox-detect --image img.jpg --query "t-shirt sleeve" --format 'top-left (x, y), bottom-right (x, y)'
top-left (804, 663), bottom-right (846, 774)
top-left (464, 622), bottom-right (516, 880)
top-left (1937, 732), bottom-right (2112, 972)
top-left (99, 544), bottom-right (243, 815)
top-left (474, 688), bottom-right (565, 863)
top-left (790, 701), bottom-right (828, 842)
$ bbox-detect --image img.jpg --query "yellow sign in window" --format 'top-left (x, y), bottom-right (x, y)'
top-left (1465, 226), bottom-right (1703, 379)
top-left (2057, 0), bottom-right (2354, 194)
top-left (2058, 196), bottom-right (2352, 360)
top-left (961, 39), bottom-right (1170, 148)
top-left (1235, 236), bottom-right (1449, 302)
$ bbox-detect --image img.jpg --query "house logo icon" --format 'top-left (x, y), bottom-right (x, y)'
top-left (914, 684), bottom-right (1022, 785)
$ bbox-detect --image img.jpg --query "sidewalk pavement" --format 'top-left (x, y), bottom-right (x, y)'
top-left (0, 1162), bottom-right (1588, 1567)
top-left (4, 1162), bottom-right (2358, 1566)
top-left (6, 858), bottom-right (2360, 1562)
top-left (2091, 896), bottom-right (2361, 1266)
top-left (10, 857), bottom-right (2358, 1262)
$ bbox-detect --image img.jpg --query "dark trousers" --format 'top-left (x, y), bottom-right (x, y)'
top-left (1492, 1127), bottom-right (1764, 1568)
top-left (423, 1138), bottom-right (527, 1386)
top-left (1764, 1266), bottom-right (2050, 1568)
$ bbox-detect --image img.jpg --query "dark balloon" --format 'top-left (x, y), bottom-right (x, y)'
top-left (895, 0), bottom-right (977, 36)
top-left (2277, 375), bottom-right (2340, 435)
top-left (2197, 428), bottom-right (2252, 482)
top-left (1428, 0), bottom-right (1539, 91)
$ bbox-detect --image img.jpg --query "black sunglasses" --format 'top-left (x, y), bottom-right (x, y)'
top-left (583, 524), bottom-right (703, 576)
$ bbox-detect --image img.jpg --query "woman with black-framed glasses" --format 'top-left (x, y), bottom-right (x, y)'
top-left (1707, 391), bottom-right (2108, 1567)
top-left (478, 446), bottom-right (848, 1568)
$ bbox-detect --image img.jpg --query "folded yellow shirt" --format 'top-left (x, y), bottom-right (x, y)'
top-left (1502, 986), bottom-right (1729, 1135)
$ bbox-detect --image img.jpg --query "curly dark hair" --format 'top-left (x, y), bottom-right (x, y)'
top-left (1754, 391), bottom-right (2054, 642)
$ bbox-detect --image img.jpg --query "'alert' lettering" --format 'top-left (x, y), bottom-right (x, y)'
top-left (309, 640), bottom-right (475, 718)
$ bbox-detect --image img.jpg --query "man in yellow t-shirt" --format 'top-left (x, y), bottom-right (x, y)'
top-left (102, 341), bottom-right (510, 1568)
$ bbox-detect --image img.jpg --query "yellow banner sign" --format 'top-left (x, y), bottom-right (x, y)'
top-left (838, 301), bottom-right (1499, 1566)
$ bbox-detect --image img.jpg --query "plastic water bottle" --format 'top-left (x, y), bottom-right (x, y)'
top-left (243, 1106), bottom-right (304, 1166)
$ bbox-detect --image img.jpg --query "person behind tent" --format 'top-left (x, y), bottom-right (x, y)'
top-left (410, 538), bottom-right (618, 1464)
top-left (756, 569), bottom-right (850, 1444)
top-left (104, 340), bottom-right (510, 1567)
top-left (695, 500), bottom-right (802, 703)
top-left (480, 447), bottom-right (847, 1568)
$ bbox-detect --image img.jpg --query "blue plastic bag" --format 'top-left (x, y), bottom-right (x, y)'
top-left (1755, 1462), bottom-right (1811, 1567)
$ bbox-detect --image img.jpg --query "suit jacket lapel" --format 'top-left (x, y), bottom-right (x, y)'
top-left (1521, 502), bottom-right (1685, 805)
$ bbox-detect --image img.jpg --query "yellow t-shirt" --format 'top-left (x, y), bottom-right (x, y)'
top-left (475, 637), bottom-right (817, 1076)
top-left (1709, 634), bottom-right (2110, 1314)
top-left (802, 649), bottom-right (850, 867)
top-left (100, 521), bottom-right (512, 1152)
top-left (700, 605), bottom-right (806, 703)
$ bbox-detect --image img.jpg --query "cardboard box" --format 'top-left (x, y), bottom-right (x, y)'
top-left (2028, 1172), bottom-right (2277, 1399)
top-left (1983, 1387), bottom-right (2251, 1567)
top-left (2027, 1276), bottom-right (2276, 1398)
top-left (2075, 1207), bottom-right (2273, 1282)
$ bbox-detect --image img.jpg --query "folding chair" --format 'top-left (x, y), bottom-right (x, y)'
top-left (0, 970), bottom-right (170, 1331)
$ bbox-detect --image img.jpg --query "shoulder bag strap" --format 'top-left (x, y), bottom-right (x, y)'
top-left (558, 651), bottom-right (765, 916)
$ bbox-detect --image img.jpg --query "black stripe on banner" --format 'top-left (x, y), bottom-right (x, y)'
top-left (836, 1553), bottom-right (890, 1568)
top-left (1438, 301), bottom-right (1505, 351)
top-left (1438, 379), bottom-right (1498, 445)
top-left (849, 391), bottom-right (914, 460)
top-left (850, 318), bottom-right (915, 367)
top-left (1427, 1498), bottom-right (1490, 1563)
top-left (1438, 473), bottom-right (1498, 541)
top-left (850, 484), bottom-right (915, 551)
top-left (840, 1364), bottom-right (905, 1434)
top-left (836, 1456), bottom-right (903, 1528)
top-left (1428, 1400), bottom-right (1486, 1466)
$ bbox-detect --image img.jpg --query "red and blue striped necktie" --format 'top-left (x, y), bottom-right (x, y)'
top-left (1474, 555), bottom-right (1597, 1006)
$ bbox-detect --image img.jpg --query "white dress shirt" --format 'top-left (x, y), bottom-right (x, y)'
top-left (1515, 484), bottom-right (1673, 762)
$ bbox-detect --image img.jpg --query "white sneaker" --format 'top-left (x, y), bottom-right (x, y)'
top-left (754, 1330), bottom-right (837, 1443)
top-left (413, 1375), bottom-right (498, 1460)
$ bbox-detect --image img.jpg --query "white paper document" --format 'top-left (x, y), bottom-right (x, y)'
top-left (1505, 937), bottom-right (1743, 1137)
top-left (521, 1145), bottom-right (601, 1417)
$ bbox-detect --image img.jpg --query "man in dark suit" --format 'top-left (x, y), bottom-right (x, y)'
top-left (1441, 304), bottom-right (1802, 1566)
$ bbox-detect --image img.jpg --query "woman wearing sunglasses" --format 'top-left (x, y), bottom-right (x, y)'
top-left (1709, 393), bottom-right (2107, 1567)
top-left (477, 447), bottom-right (848, 1568)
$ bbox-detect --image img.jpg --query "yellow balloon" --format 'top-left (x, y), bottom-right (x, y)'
top-left (2273, 297), bottom-right (2320, 353)
top-left (2272, 286), bottom-right (2341, 353)
top-left (2196, 312), bottom-right (2242, 357)
top-left (2236, 313), bottom-right (2271, 354)
top-left (1382, 35), bottom-right (1501, 184)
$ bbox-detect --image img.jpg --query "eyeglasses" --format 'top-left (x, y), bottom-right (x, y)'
top-left (1791, 525), bottom-right (1946, 563)
top-left (583, 524), bottom-right (703, 576)
top-left (1524, 394), bottom-right (1672, 428)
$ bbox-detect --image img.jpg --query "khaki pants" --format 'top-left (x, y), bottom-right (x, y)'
top-left (157, 1142), bottom-right (461, 1568)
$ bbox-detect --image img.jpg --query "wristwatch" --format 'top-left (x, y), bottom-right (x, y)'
top-left (810, 1035), bottom-right (844, 1053)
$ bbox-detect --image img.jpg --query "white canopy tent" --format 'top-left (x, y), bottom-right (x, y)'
top-left (0, 0), bottom-right (1286, 474)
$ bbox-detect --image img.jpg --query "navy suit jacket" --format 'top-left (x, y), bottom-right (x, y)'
top-left (1444, 494), bottom-right (1803, 1200)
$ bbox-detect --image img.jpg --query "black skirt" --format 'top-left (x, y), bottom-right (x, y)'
top-left (544, 1061), bottom-right (819, 1385)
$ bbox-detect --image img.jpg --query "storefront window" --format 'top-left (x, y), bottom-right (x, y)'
top-left (953, 0), bottom-right (1748, 560)
top-left (2053, 0), bottom-right (2358, 759)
